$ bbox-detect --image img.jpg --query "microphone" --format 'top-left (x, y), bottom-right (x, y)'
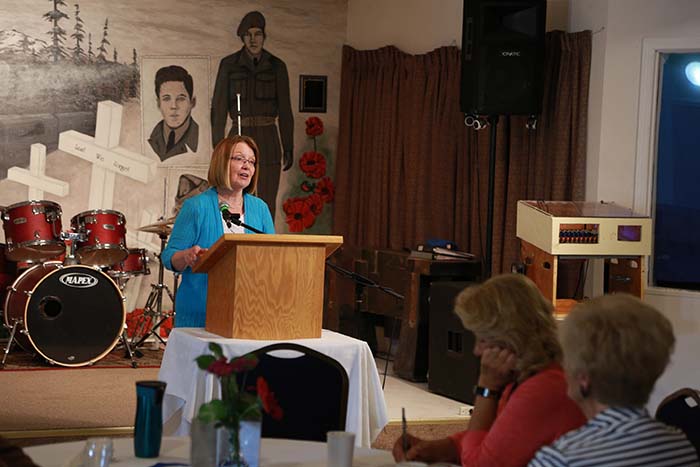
top-left (219, 202), bottom-right (233, 228)
top-left (218, 201), bottom-right (264, 234)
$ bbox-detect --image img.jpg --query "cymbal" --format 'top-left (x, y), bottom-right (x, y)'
top-left (137, 217), bottom-right (175, 234)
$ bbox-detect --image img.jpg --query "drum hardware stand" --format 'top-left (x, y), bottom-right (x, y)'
top-left (120, 328), bottom-right (139, 368)
top-left (130, 229), bottom-right (174, 355)
top-left (60, 231), bottom-right (86, 266)
top-left (1, 318), bottom-right (22, 368)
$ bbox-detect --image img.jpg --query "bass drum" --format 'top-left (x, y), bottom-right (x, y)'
top-left (3, 262), bottom-right (125, 367)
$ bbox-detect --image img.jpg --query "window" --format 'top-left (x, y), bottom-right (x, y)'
top-left (652, 53), bottom-right (700, 290)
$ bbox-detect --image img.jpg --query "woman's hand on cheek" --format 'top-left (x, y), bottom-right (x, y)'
top-left (478, 346), bottom-right (517, 390)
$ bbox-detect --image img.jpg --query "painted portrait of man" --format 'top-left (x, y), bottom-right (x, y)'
top-left (148, 65), bottom-right (199, 161)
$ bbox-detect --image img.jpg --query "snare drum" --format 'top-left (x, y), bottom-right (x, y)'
top-left (3, 262), bottom-right (125, 366)
top-left (1, 200), bottom-right (64, 262)
top-left (107, 248), bottom-right (151, 278)
top-left (71, 210), bottom-right (128, 267)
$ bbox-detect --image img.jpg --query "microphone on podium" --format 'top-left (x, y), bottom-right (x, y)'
top-left (218, 202), bottom-right (264, 234)
top-left (219, 202), bottom-right (233, 228)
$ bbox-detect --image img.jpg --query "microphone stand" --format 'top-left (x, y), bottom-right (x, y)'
top-left (325, 260), bottom-right (404, 389)
top-left (228, 213), bottom-right (264, 234)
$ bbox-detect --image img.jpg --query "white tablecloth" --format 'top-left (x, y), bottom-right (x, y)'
top-left (25, 436), bottom-right (396, 467)
top-left (158, 328), bottom-right (388, 447)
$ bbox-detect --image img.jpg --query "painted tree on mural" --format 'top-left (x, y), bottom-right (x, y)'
top-left (43, 0), bottom-right (69, 63)
top-left (0, 3), bottom-right (141, 177)
top-left (87, 32), bottom-right (94, 63)
top-left (19, 35), bottom-right (32, 57)
top-left (97, 18), bottom-right (110, 62)
top-left (70, 4), bottom-right (86, 63)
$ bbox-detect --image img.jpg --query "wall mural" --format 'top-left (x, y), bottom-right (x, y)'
top-left (0, 0), bottom-right (345, 334)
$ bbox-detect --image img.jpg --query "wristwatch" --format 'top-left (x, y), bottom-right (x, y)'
top-left (473, 385), bottom-right (502, 400)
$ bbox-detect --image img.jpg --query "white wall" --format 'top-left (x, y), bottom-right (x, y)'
top-left (570, 0), bottom-right (700, 411)
top-left (346, 0), bottom-right (569, 54)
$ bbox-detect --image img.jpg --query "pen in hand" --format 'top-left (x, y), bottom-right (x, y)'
top-left (402, 407), bottom-right (408, 457)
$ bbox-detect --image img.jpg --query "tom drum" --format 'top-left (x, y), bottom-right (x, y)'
top-left (1, 200), bottom-right (64, 262)
top-left (71, 210), bottom-right (128, 267)
top-left (107, 248), bottom-right (151, 279)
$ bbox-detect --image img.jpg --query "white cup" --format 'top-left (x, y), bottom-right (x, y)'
top-left (327, 431), bottom-right (355, 467)
top-left (81, 437), bottom-right (113, 467)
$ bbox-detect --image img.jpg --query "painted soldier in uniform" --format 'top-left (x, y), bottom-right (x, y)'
top-left (149, 65), bottom-right (199, 162)
top-left (211, 10), bottom-right (293, 218)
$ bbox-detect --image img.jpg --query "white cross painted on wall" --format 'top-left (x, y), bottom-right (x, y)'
top-left (58, 100), bottom-right (156, 210)
top-left (7, 143), bottom-right (69, 199)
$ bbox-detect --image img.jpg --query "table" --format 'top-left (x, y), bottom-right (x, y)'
top-left (25, 437), bottom-right (396, 467)
top-left (158, 328), bottom-right (388, 447)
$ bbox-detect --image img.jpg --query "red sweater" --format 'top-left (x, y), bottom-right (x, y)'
top-left (449, 364), bottom-right (586, 467)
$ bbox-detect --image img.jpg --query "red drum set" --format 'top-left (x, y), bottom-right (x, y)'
top-left (0, 200), bottom-right (171, 368)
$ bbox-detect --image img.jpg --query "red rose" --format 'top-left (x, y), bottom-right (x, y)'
top-left (257, 377), bottom-right (283, 420)
top-left (230, 355), bottom-right (258, 372)
top-left (304, 193), bottom-right (324, 216)
top-left (314, 177), bottom-right (335, 203)
top-left (283, 197), bottom-right (316, 232)
top-left (305, 117), bottom-right (324, 137)
top-left (299, 151), bottom-right (327, 179)
top-left (207, 357), bottom-right (236, 377)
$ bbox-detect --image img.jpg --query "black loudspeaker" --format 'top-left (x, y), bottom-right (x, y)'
top-left (460, 0), bottom-right (547, 115)
top-left (428, 281), bottom-right (480, 404)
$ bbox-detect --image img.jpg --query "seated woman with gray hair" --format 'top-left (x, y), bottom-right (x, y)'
top-left (393, 274), bottom-right (586, 466)
top-left (529, 294), bottom-right (699, 466)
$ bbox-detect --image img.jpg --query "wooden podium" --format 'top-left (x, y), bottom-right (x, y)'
top-left (193, 234), bottom-right (343, 340)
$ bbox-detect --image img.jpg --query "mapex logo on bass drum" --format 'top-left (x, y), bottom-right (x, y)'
top-left (59, 273), bottom-right (98, 288)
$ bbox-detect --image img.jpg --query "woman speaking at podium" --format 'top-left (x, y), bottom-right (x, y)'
top-left (163, 135), bottom-right (274, 327)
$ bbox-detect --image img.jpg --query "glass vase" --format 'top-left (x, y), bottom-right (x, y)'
top-left (216, 420), bottom-right (262, 467)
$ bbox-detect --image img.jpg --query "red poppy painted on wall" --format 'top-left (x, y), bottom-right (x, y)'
top-left (283, 197), bottom-right (315, 232)
top-left (299, 151), bottom-right (327, 179)
top-left (283, 116), bottom-right (334, 232)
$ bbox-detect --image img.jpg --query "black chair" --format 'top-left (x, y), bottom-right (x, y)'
top-left (238, 343), bottom-right (349, 442)
top-left (656, 387), bottom-right (700, 456)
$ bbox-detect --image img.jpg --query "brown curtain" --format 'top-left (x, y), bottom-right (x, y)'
top-left (333, 31), bottom-right (591, 274)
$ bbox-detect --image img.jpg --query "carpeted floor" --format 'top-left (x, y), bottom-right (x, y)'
top-left (1, 345), bottom-right (162, 370)
top-left (1, 345), bottom-right (163, 433)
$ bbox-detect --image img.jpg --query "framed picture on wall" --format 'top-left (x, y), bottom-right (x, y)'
top-left (299, 75), bottom-right (327, 113)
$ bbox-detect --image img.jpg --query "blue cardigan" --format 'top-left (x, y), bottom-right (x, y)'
top-left (162, 187), bottom-right (274, 327)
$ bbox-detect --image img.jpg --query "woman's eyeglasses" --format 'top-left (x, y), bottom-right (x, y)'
top-left (231, 155), bottom-right (256, 166)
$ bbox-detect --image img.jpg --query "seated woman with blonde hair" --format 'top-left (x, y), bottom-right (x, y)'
top-left (529, 294), bottom-right (699, 466)
top-left (393, 273), bottom-right (586, 466)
